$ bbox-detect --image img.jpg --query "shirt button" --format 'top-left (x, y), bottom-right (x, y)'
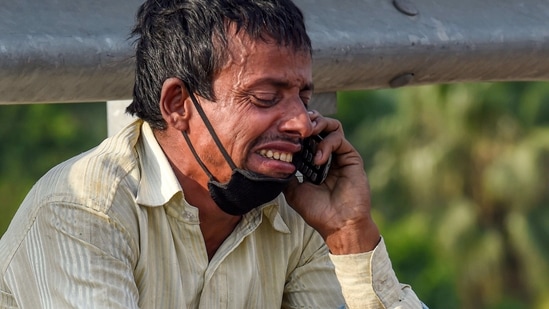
top-left (183, 211), bottom-right (196, 221)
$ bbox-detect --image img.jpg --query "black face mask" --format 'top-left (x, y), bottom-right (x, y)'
top-left (181, 87), bottom-right (292, 216)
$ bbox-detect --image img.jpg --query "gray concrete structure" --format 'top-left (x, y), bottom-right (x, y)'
top-left (1, 0), bottom-right (549, 112)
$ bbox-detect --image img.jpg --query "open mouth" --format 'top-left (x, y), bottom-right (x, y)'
top-left (258, 149), bottom-right (293, 163)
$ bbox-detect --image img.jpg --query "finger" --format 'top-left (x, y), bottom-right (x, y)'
top-left (307, 110), bottom-right (343, 136)
top-left (306, 112), bottom-right (346, 164)
top-left (315, 127), bottom-right (351, 165)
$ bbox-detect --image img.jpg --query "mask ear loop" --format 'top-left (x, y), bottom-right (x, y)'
top-left (180, 83), bottom-right (238, 178)
top-left (181, 130), bottom-right (216, 180)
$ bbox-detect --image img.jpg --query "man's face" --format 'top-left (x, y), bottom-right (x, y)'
top-left (191, 31), bottom-right (314, 183)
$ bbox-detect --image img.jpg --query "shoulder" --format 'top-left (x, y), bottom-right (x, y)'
top-left (0, 121), bottom-right (145, 274)
top-left (33, 120), bottom-right (143, 212)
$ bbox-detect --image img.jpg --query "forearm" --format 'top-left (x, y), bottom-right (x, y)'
top-left (325, 216), bottom-right (381, 255)
top-left (329, 238), bottom-right (424, 309)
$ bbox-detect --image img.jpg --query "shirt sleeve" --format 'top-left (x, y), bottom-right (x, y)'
top-left (3, 202), bottom-right (140, 309)
top-left (329, 237), bottom-right (425, 309)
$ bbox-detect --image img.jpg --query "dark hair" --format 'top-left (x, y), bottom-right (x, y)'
top-left (126, 0), bottom-right (312, 130)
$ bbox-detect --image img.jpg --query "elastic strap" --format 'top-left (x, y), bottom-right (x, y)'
top-left (183, 83), bottom-right (238, 170)
top-left (181, 130), bottom-right (215, 179)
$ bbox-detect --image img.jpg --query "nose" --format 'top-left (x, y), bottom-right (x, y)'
top-left (278, 97), bottom-right (314, 138)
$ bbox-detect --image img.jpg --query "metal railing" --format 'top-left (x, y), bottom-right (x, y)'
top-left (2, 0), bottom-right (549, 127)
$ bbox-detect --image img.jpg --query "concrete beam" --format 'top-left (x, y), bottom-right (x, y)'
top-left (1, 0), bottom-right (549, 105)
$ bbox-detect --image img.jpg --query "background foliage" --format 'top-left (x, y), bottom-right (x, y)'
top-left (0, 103), bottom-right (107, 234)
top-left (1, 82), bottom-right (548, 308)
top-left (336, 82), bottom-right (549, 309)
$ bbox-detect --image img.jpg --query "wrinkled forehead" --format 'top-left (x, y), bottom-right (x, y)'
top-left (218, 22), bottom-right (311, 69)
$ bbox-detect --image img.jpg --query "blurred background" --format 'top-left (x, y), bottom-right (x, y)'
top-left (1, 82), bottom-right (548, 308)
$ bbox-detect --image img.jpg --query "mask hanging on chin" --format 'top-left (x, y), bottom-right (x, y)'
top-left (205, 169), bottom-right (291, 216)
top-left (181, 85), bottom-right (292, 216)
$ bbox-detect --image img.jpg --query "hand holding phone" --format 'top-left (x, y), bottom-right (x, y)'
top-left (292, 135), bottom-right (332, 185)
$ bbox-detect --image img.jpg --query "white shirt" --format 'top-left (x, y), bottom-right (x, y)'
top-left (0, 120), bottom-right (422, 308)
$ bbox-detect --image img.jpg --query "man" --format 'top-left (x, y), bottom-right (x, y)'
top-left (0, 0), bottom-right (425, 308)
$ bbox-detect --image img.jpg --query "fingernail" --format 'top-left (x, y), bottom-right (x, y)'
top-left (315, 150), bottom-right (322, 161)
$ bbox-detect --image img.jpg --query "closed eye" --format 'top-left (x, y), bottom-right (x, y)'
top-left (300, 91), bottom-right (313, 107)
top-left (251, 94), bottom-right (279, 107)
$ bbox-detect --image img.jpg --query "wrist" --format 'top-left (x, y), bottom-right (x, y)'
top-left (325, 218), bottom-right (381, 255)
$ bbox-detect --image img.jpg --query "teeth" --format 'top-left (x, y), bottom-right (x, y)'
top-left (259, 149), bottom-right (293, 163)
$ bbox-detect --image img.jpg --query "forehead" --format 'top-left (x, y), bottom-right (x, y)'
top-left (217, 29), bottom-right (313, 89)
top-left (221, 22), bottom-right (311, 62)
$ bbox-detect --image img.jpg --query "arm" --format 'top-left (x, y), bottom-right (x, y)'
top-left (329, 238), bottom-right (423, 308)
top-left (284, 110), bottom-right (425, 308)
top-left (4, 202), bottom-right (140, 308)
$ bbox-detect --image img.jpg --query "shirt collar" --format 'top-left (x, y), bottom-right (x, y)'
top-left (244, 197), bottom-right (291, 234)
top-left (260, 198), bottom-right (291, 234)
top-left (136, 121), bottom-right (291, 234)
top-left (136, 121), bottom-right (183, 207)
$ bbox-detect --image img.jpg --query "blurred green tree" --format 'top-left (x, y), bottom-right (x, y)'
top-left (336, 82), bottom-right (549, 309)
top-left (0, 103), bottom-right (107, 235)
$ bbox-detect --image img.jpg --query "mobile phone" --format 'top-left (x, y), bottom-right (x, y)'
top-left (293, 135), bottom-right (332, 185)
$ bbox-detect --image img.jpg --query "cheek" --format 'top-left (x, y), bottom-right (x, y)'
top-left (212, 101), bottom-right (255, 136)
top-left (224, 119), bottom-right (266, 163)
top-left (227, 123), bottom-right (255, 152)
top-left (210, 98), bottom-right (279, 154)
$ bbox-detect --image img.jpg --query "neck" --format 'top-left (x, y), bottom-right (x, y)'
top-left (154, 128), bottom-right (241, 260)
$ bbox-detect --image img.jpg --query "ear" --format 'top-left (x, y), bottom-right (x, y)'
top-left (159, 77), bottom-right (191, 131)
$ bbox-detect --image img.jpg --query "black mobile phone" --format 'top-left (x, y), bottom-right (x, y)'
top-left (293, 135), bottom-right (332, 185)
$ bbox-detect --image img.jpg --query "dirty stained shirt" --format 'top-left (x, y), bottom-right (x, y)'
top-left (0, 120), bottom-right (422, 308)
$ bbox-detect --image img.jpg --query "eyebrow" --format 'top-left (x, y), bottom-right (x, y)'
top-left (249, 77), bottom-right (315, 92)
